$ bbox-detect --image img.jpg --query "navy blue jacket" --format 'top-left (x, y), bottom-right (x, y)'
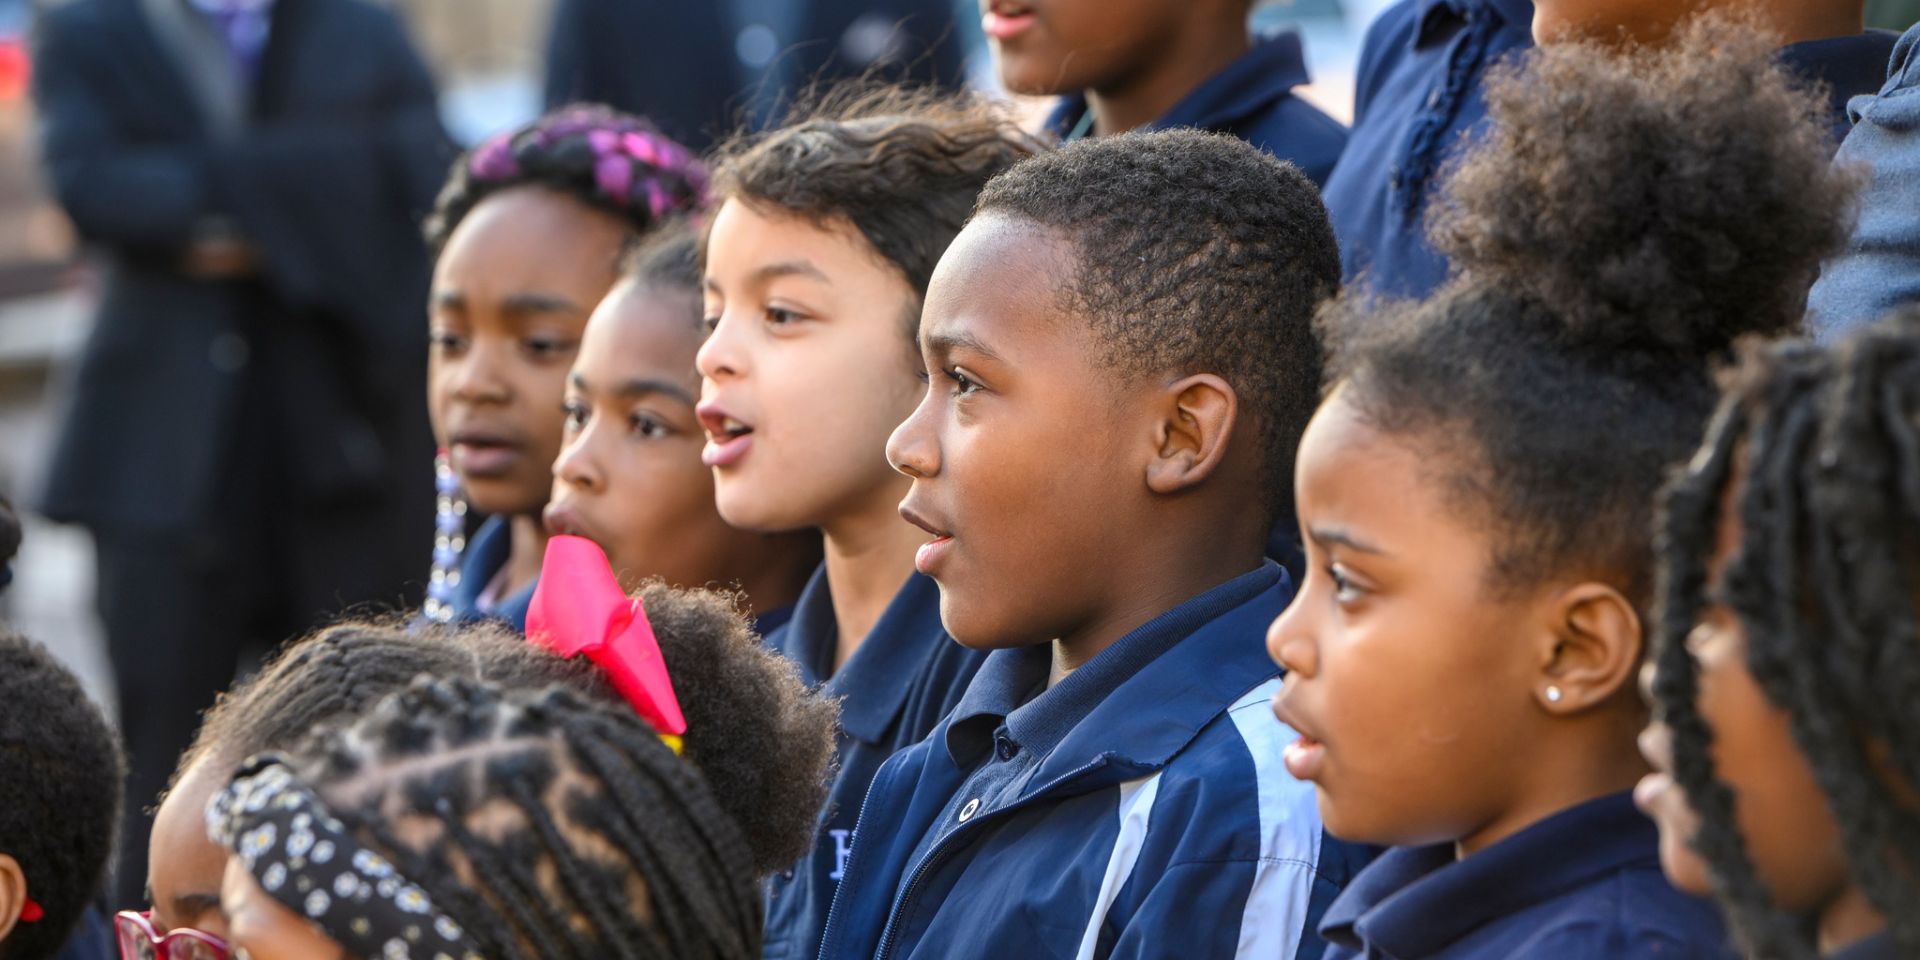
top-left (1809, 23), bottom-right (1920, 336)
top-left (1044, 32), bottom-right (1349, 186)
top-left (1320, 792), bottom-right (1732, 959)
top-left (1832, 932), bottom-right (1900, 959)
top-left (818, 563), bottom-right (1365, 960)
top-left (1321, 0), bottom-right (1535, 298)
top-left (761, 567), bottom-right (986, 960)
top-left (445, 515), bottom-right (534, 631)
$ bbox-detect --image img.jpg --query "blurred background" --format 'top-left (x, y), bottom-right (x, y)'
top-left (0, 0), bottom-right (1401, 712)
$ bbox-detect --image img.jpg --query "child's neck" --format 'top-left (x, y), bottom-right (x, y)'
top-left (1454, 714), bottom-right (1648, 858)
top-left (733, 533), bottom-right (820, 620)
top-left (504, 514), bottom-right (550, 601)
top-left (1085, 20), bottom-right (1251, 137)
top-left (1048, 533), bottom-right (1266, 686)
top-left (821, 485), bottom-right (922, 671)
top-left (1762, 1), bottom-right (1864, 45)
top-left (1817, 882), bottom-right (1887, 956)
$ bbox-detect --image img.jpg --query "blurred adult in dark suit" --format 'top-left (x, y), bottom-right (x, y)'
top-left (544, 0), bottom-right (967, 150)
top-left (30, 0), bottom-right (452, 907)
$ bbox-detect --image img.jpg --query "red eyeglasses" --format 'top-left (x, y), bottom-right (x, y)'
top-left (114, 911), bottom-right (230, 960)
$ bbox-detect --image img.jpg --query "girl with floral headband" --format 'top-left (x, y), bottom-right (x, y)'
top-left (421, 105), bottom-right (705, 628)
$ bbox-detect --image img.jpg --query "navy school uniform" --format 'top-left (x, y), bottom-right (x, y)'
top-left (1044, 32), bottom-right (1350, 186)
top-left (816, 562), bottom-right (1369, 960)
top-left (445, 515), bottom-right (535, 631)
top-left (1780, 30), bottom-right (1903, 142)
top-left (1320, 0), bottom-right (1535, 299)
top-left (1319, 792), bottom-right (1732, 960)
top-left (760, 567), bottom-right (987, 960)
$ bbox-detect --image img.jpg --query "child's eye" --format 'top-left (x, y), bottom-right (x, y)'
top-left (1327, 564), bottom-right (1364, 604)
top-left (562, 400), bottom-right (588, 432)
top-left (429, 329), bottom-right (467, 353)
top-left (915, 368), bottom-right (931, 385)
top-left (630, 412), bottom-right (671, 439)
top-left (765, 306), bottom-right (803, 326)
top-left (523, 336), bottom-right (577, 361)
top-left (702, 315), bottom-right (722, 335)
top-left (944, 367), bottom-right (980, 396)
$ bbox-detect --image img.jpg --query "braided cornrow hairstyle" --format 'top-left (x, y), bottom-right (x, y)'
top-left (289, 674), bottom-right (761, 960)
top-left (183, 587), bottom-right (835, 879)
top-left (1651, 310), bottom-right (1920, 959)
top-left (425, 105), bottom-right (708, 256)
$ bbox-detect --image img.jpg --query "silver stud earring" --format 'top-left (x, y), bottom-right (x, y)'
top-left (1545, 686), bottom-right (1563, 703)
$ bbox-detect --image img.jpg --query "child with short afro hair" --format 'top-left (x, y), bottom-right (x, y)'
top-left (0, 631), bottom-right (122, 960)
top-left (822, 127), bottom-right (1358, 960)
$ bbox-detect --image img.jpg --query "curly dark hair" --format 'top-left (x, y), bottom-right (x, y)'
top-left (286, 675), bottom-right (760, 959)
top-left (1651, 311), bottom-right (1920, 960)
top-left (0, 631), bottom-right (122, 960)
top-left (1321, 14), bottom-right (1857, 598)
top-left (710, 84), bottom-right (1047, 320)
top-left (183, 586), bottom-right (835, 877)
top-left (622, 221), bottom-right (702, 295)
top-left (972, 128), bottom-right (1338, 520)
top-left (424, 104), bottom-right (708, 256)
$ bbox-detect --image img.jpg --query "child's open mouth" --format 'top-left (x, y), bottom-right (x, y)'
top-left (899, 504), bottom-right (954, 575)
top-left (983, 0), bottom-right (1036, 41)
top-left (1282, 734), bottom-right (1325, 781)
top-left (698, 406), bottom-right (756, 468)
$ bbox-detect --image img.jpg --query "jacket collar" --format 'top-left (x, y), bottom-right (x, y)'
top-left (1320, 792), bottom-right (1660, 957)
top-left (1046, 32), bottom-right (1312, 141)
top-left (777, 565), bottom-right (951, 744)
top-left (944, 562), bottom-right (1290, 785)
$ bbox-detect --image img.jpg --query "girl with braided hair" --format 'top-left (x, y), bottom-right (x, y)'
top-left (1638, 312), bottom-right (1920, 960)
top-left (1266, 13), bottom-right (1856, 959)
top-left (423, 105), bottom-right (706, 628)
top-left (131, 582), bottom-right (832, 958)
top-left (208, 558), bottom-right (832, 960)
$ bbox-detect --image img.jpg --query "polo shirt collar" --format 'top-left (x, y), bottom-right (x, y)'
top-left (944, 562), bottom-right (1288, 778)
top-left (1416, 0), bottom-right (1534, 48)
top-left (777, 564), bottom-right (950, 745)
top-left (1320, 791), bottom-right (1658, 957)
top-left (1046, 32), bottom-right (1311, 141)
top-left (1778, 30), bottom-right (1902, 136)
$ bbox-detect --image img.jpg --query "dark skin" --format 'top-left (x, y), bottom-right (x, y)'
top-left (1533, 0), bottom-right (1865, 45)
top-left (983, 0), bottom-right (1253, 137)
top-left (886, 214), bottom-right (1267, 681)
top-left (1637, 459), bottom-right (1888, 955)
top-left (1266, 387), bottom-right (1649, 855)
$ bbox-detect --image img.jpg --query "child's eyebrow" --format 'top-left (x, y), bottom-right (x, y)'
top-left (752, 260), bottom-right (832, 285)
top-left (925, 331), bottom-right (1003, 363)
top-left (501, 292), bottom-right (585, 315)
top-left (568, 372), bottom-right (697, 406)
top-left (1308, 524), bottom-right (1388, 556)
top-left (173, 892), bottom-right (222, 921)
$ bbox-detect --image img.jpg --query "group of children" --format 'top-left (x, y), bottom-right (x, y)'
top-left (1, 0), bottom-right (1918, 958)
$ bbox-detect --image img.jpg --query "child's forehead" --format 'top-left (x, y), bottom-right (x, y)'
top-left (707, 198), bottom-right (906, 288)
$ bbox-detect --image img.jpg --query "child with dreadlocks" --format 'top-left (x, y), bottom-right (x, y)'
top-left (423, 105), bottom-right (705, 628)
top-left (129, 587), bottom-right (832, 958)
top-left (1638, 313), bottom-right (1920, 960)
top-left (1266, 15), bottom-right (1856, 959)
top-left (206, 556), bottom-right (836, 960)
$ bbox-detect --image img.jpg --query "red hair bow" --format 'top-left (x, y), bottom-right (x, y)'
top-left (526, 536), bottom-right (687, 747)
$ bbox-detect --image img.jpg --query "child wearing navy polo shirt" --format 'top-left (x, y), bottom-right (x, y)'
top-left (985, 0), bottom-right (1347, 183)
top-left (819, 129), bottom-right (1357, 960)
top-left (1268, 22), bottom-right (1850, 960)
top-left (696, 88), bottom-right (1044, 960)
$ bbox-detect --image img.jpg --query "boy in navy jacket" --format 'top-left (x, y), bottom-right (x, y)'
top-left (818, 129), bottom-right (1361, 960)
top-left (983, 0), bottom-right (1347, 184)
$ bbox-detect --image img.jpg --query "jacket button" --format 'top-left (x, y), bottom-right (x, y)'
top-left (958, 798), bottom-right (980, 823)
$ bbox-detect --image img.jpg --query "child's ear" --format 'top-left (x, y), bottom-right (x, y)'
top-left (0, 852), bottom-right (26, 943)
top-left (1534, 583), bottom-right (1644, 714)
top-left (1145, 374), bottom-right (1238, 495)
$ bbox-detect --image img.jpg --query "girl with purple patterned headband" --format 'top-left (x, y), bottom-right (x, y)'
top-left (420, 105), bottom-right (706, 631)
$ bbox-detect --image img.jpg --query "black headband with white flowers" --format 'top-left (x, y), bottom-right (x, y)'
top-left (207, 756), bottom-right (485, 960)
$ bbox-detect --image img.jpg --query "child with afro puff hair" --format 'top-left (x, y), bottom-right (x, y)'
top-left (0, 631), bottom-right (122, 960)
top-left (1640, 311), bottom-right (1920, 960)
top-left (1269, 12), bottom-right (1854, 960)
top-left (132, 587), bottom-right (833, 957)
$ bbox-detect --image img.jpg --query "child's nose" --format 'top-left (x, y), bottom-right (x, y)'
top-left (886, 397), bottom-right (939, 480)
top-left (696, 313), bottom-right (744, 382)
top-left (1266, 601), bottom-right (1318, 677)
top-left (449, 342), bottom-right (511, 403)
top-left (552, 426), bottom-right (600, 491)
